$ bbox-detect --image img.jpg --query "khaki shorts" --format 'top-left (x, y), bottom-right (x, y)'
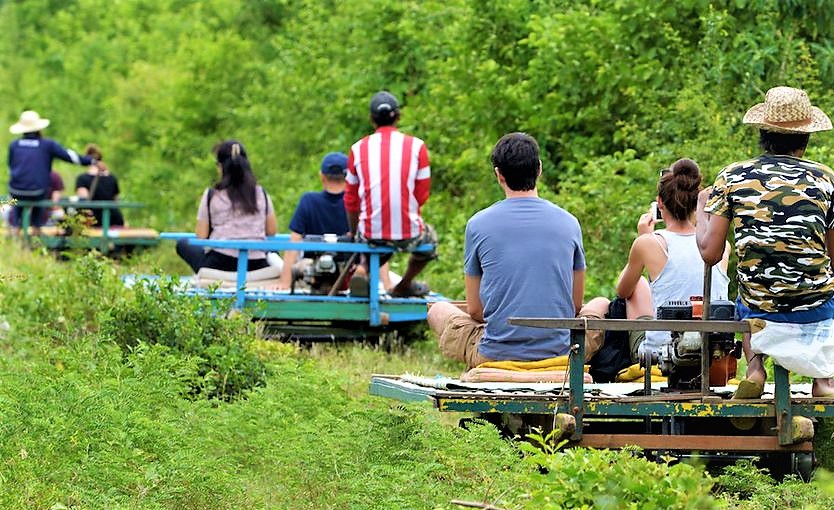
top-left (438, 313), bottom-right (492, 369)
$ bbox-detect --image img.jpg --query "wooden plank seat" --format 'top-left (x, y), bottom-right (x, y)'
top-left (85, 227), bottom-right (159, 238)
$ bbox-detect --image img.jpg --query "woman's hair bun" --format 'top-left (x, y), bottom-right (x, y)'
top-left (669, 158), bottom-right (701, 192)
top-left (670, 158), bottom-right (699, 177)
top-left (657, 157), bottom-right (702, 221)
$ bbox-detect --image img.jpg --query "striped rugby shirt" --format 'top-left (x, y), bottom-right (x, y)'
top-left (345, 125), bottom-right (431, 240)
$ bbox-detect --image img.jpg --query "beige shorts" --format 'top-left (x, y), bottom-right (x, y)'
top-left (438, 313), bottom-right (492, 369)
top-left (439, 311), bottom-right (617, 369)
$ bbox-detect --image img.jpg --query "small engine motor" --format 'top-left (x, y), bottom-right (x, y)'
top-left (290, 234), bottom-right (352, 295)
top-left (656, 299), bottom-right (741, 391)
top-left (299, 253), bottom-right (339, 294)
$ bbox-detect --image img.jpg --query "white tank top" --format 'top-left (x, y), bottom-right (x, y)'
top-left (642, 230), bottom-right (730, 353)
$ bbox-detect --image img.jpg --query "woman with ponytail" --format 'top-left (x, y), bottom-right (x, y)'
top-left (176, 140), bottom-right (278, 272)
top-left (581, 158), bottom-right (731, 368)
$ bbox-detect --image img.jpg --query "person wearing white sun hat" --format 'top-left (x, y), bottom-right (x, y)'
top-left (697, 86), bottom-right (834, 399)
top-left (7, 110), bottom-right (96, 234)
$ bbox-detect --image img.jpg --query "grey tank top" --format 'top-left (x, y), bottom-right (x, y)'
top-left (642, 230), bottom-right (730, 353)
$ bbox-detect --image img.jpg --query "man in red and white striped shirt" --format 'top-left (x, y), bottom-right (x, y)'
top-left (346, 91), bottom-right (436, 297)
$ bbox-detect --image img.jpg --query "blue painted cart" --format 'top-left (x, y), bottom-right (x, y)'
top-left (163, 234), bottom-right (447, 342)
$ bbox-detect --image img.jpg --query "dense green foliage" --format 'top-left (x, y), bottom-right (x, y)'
top-left (6, 1), bottom-right (834, 507)
top-left (5, 0), bottom-right (834, 296)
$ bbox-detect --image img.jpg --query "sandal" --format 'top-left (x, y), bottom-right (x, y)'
top-left (730, 379), bottom-right (765, 431)
top-left (732, 379), bottom-right (765, 400)
top-left (388, 281), bottom-right (430, 298)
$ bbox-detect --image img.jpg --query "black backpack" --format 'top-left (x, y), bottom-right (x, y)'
top-left (588, 297), bottom-right (633, 383)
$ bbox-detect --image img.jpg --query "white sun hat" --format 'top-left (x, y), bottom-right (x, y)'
top-left (743, 86), bottom-right (832, 134)
top-left (9, 110), bottom-right (50, 135)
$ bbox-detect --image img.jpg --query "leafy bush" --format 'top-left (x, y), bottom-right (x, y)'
top-left (103, 277), bottom-right (267, 400)
top-left (715, 460), bottom-right (834, 509)
top-left (0, 250), bottom-right (122, 343)
top-left (512, 431), bottom-right (718, 509)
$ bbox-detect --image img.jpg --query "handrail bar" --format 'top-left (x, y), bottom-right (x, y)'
top-left (184, 238), bottom-right (434, 254)
top-left (160, 232), bottom-right (291, 241)
top-left (509, 317), bottom-right (751, 334)
top-left (3, 198), bottom-right (142, 209)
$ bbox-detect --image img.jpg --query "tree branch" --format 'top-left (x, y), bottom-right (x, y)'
top-left (451, 499), bottom-right (506, 510)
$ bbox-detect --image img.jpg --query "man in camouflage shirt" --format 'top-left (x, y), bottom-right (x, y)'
top-left (697, 86), bottom-right (834, 397)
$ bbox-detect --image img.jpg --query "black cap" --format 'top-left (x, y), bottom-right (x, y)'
top-left (370, 91), bottom-right (400, 121)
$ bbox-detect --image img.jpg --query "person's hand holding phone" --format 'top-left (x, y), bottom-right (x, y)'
top-left (637, 208), bottom-right (655, 236)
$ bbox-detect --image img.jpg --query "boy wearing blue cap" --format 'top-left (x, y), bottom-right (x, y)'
top-left (278, 152), bottom-right (352, 289)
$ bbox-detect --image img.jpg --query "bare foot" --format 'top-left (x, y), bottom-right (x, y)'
top-left (812, 378), bottom-right (834, 397)
top-left (745, 354), bottom-right (767, 385)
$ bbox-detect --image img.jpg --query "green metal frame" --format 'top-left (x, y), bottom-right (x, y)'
top-left (244, 298), bottom-right (432, 322)
top-left (369, 317), bottom-right (834, 451)
top-left (7, 198), bottom-right (158, 252)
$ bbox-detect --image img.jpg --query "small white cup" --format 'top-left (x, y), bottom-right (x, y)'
top-left (323, 233), bottom-right (338, 243)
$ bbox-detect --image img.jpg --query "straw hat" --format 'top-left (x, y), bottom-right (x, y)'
top-left (9, 110), bottom-right (50, 135)
top-left (743, 86), bottom-right (832, 134)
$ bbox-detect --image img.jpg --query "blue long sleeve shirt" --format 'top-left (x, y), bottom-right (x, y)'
top-left (8, 137), bottom-right (94, 194)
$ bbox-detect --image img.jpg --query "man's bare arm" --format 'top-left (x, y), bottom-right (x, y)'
top-left (465, 275), bottom-right (484, 322)
top-left (572, 269), bottom-right (585, 315)
top-left (278, 231), bottom-right (304, 290)
top-left (695, 188), bottom-right (730, 265)
top-left (348, 210), bottom-right (359, 238)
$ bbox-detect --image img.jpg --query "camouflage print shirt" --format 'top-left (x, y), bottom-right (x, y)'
top-left (705, 154), bottom-right (834, 313)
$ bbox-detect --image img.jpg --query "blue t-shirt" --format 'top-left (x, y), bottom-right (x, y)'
top-left (288, 191), bottom-right (350, 236)
top-left (464, 197), bottom-right (585, 361)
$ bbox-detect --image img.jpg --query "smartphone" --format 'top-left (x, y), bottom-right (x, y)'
top-left (650, 201), bottom-right (663, 222)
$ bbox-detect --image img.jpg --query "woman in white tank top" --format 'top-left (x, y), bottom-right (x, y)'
top-left (581, 158), bottom-right (730, 362)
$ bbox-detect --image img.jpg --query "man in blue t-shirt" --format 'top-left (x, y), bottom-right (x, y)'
top-left (428, 133), bottom-right (586, 367)
top-left (278, 152), bottom-right (352, 289)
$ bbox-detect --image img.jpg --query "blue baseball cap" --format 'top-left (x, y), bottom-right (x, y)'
top-left (320, 152), bottom-right (348, 176)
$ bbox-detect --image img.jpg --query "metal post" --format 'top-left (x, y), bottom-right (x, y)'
top-left (774, 364), bottom-right (792, 445)
top-left (369, 252), bottom-right (381, 326)
top-left (102, 208), bottom-right (111, 246)
top-left (235, 249), bottom-right (248, 309)
top-left (21, 206), bottom-right (32, 244)
top-left (569, 328), bottom-right (585, 440)
top-left (701, 263), bottom-right (713, 396)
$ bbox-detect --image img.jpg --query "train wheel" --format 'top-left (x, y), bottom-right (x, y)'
top-left (792, 452), bottom-right (815, 482)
